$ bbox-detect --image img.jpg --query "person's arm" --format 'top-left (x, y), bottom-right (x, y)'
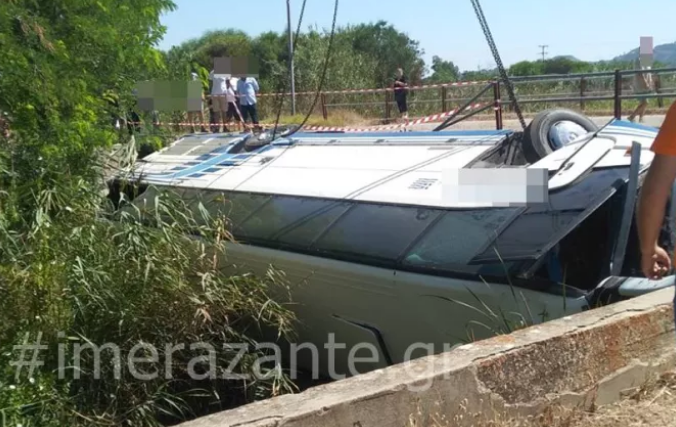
top-left (638, 154), bottom-right (676, 252)
top-left (637, 100), bottom-right (676, 276)
top-left (251, 77), bottom-right (259, 92)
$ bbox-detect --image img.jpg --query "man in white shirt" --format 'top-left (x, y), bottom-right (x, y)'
top-left (209, 70), bottom-right (228, 131)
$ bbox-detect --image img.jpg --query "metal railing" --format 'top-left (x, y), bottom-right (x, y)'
top-left (255, 67), bottom-right (676, 130)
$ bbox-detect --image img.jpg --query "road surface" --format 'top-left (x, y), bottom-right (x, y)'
top-left (412, 114), bottom-right (666, 131)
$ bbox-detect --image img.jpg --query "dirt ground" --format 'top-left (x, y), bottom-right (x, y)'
top-left (563, 371), bottom-right (676, 427)
top-left (495, 371), bottom-right (676, 427)
top-left (418, 371), bottom-right (676, 427)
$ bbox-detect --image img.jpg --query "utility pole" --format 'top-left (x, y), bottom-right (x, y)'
top-left (538, 45), bottom-right (548, 62)
top-left (286, 0), bottom-right (296, 115)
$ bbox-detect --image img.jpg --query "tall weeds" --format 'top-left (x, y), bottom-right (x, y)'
top-left (0, 139), bottom-right (298, 426)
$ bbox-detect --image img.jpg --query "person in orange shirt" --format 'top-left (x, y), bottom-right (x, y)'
top-left (637, 100), bottom-right (676, 280)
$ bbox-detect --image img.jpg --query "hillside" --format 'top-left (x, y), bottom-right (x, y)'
top-left (613, 41), bottom-right (676, 65)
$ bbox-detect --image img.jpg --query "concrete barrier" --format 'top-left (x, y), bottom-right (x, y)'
top-left (179, 288), bottom-right (676, 427)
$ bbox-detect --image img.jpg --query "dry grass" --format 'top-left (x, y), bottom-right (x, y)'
top-left (261, 109), bottom-right (371, 127)
top-left (561, 371), bottom-right (676, 427)
top-left (406, 371), bottom-right (676, 427)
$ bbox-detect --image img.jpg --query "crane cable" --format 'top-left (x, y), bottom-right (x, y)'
top-left (281, 0), bottom-right (339, 139)
top-left (270, 0), bottom-right (308, 141)
top-left (469, 0), bottom-right (527, 131)
top-left (229, 0), bottom-right (339, 192)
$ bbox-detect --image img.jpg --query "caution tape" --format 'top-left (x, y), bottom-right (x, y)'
top-left (121, 102), bottom-right (495, 132)
top-left (121, 120), bottom-right (264, 130)
top-left (201, 79), bottom-right (493, 99)
top-left (301, 102), bottom-right (493, 132)
top-left (256, 80), bottom-right (492, 97)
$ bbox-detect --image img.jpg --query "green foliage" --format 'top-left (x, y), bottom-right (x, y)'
top-left (460, 69), bottom-right (497, 81)
top-left (167, 20), bottom-right (426, 96)
top-left (192, 29), bottom-right (253, 70)
top-left (292, 25), bottom-right (379, 91)
top-left (0, 0), bottom-right (174, 194)
top-left (0, 174), bottom-right (297, 426)
top-left (250, 31), bottom-right (287, 90)
top-left (508, 57), bottom-right (596, 76)
top-left (342, 20), bottom-right (426, 86)
top-left (0, 0), bottom-right (299, 425)
top-left (426, 56), bottom-right (460, 83)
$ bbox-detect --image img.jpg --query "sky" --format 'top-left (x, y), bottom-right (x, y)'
top-left (157, 0), bottom-right (676, 72)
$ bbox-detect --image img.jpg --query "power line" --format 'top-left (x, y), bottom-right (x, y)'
top-left (538, 45), bottom-right (548, 62)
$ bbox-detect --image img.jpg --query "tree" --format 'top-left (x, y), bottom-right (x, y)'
top-left (427, 56), bottom-right (460, 83)
top-left (251, 31), bottom-right (288, 90)
top-left (461, 68), bottom-right (497, 81)
top-left (509, 60), bottom-right (543, 76)
top-left (0, 2), bottom-right (297, 426)
top-left (189, 29), bottom-right (253, 71)
top-left (344, 21), bottom-right (426, 87)
top-left (0, 0), bottom-right (175, 198)
top-left (542, 56), bottom-right (593, 74)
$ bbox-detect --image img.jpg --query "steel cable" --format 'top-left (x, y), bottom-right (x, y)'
top-left (469, 0), bottom-right (527, 131)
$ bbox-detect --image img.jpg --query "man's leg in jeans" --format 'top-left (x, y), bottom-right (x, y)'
top-left (241, 104), bottom-right (250, 125)
top-left (250, 103), bottom-right (259, 125)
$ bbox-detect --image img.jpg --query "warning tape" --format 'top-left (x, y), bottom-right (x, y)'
top-left (257, 80), bottom-right (491, 97)
top-left (301, 102), bottom-right (493, 132)
top-left (202, 79), bottom-right (492, 99)
top-left (122, 102), bottom-right (495, 132)
top-left (122, 120), bottom-right (272, 130)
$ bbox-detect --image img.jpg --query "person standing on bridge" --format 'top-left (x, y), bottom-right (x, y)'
top-left (393, 67), bottom-right (409, 121)
top-left (224, 78), bottom-right (244, 131)
top-left (237, 75), bottom-right (260, 129)
top-left (636, 99), bottom-right (676, 325)
top-left (208, 69), bottom-right (228, 131)
top-left (628, 58), bottom-right (654, 123)
top-left (188, 71), bottom-right (207, 133)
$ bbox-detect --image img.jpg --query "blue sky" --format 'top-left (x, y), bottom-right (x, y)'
top-left (158, 0), bottom-right (676, 72)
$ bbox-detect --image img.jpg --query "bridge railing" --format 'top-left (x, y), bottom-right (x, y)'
top-left (254, 67), bottom-right (676, 129)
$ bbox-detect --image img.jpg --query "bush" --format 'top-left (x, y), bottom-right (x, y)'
top-left (0, 143), bottom-right (298, 426)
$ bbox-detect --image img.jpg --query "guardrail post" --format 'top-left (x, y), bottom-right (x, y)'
top-left (655, 75), bottom-right (663, 108)
top-left (614, 69), bottom-right (622, 120)
top-left (320, 93), bottom-right (328, 120)
top-left (579, 77), bottom-right (587, 111)
top-left (441, 85), bottom-right (447, 112)
top-left (493, 81), bottom-right (502, 130)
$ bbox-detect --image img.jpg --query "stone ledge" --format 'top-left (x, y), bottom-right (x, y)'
top-left (178, 288), bottom-right (676, 427)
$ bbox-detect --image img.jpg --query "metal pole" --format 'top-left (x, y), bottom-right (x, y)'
top-left (614, 69), bottom-right (622, 120)
top-left (493, 81), bottom-right (502, 130)
top-left (286, 0), bottom-right (296, 115)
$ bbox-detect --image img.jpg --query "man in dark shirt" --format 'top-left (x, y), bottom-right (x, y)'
top-left (393, 67), bottom-right (409, 120)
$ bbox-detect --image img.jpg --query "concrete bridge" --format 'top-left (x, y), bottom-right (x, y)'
top-left (178, 289), bottom-right (675, 427)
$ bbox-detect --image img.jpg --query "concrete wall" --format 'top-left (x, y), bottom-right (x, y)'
top-left (179, 288), bottom-right (676, 427)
